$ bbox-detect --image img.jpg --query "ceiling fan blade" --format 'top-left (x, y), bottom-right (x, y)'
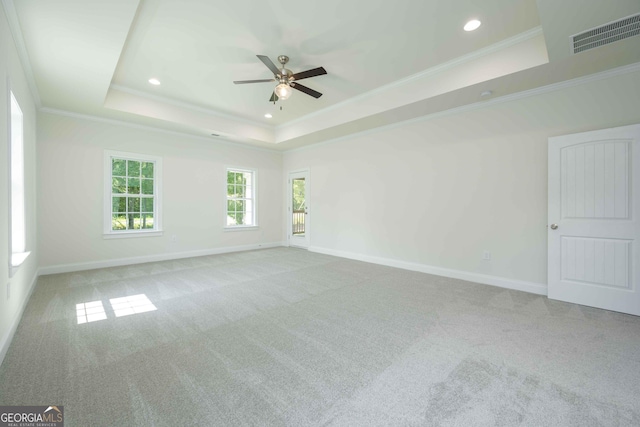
top-left (233, 79), bottom-right (275, 84)
top-left (269, 92), bottom-right (279, 102)
top-left (292, 66), bottom-right (327, 81)
top-left (257, 55), bottom-right (280, 76)
top-left (291, 82), bottom-right (322, 98)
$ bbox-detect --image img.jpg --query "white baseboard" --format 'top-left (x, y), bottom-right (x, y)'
top-left (39, 242), bottom-right (287, 275)
top-left (0, 268), bottom-right (40, 368)
top-left (308, 246), bottom-right (547, 296)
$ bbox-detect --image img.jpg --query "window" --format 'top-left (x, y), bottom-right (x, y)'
top-left (226, 168), bottom-right (256, 227)
top-left (9, 91), bottom-right (29, 273)
top-left (104, 151), bottom-right (162, 237)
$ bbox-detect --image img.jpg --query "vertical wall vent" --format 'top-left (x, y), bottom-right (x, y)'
top-left (571, 13), bottom-right (640, 54)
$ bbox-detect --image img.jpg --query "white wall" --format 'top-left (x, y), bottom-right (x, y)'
top-left (283, 69), bottom-right (640, 289)
top-left (37, 112), bottom-right (283, 270)
top-left (0, 5), bottom-right (39, 364)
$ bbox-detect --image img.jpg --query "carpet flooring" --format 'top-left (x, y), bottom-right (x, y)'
top-left (0, 248), bottom-right (639, 426)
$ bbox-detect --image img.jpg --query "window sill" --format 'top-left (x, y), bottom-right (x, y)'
top-left (224, 225), bottom-right (259, 232)
top-left (103, 230), bottom-right (163, 239)
top-left (10, 251), bottom-right (31, 277)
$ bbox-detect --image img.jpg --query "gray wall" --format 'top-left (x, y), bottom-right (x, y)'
top-left (37, 112), bottom-right (283, 270)
top-left (284, 69), bottom-right (640, 289)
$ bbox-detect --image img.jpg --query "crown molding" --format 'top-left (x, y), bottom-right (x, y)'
top-left (39, 107), bottom-right (280, 153)
top-left (284, 62), bottom-right (640, 153)
top-left (42, 62), bottom-right (640, 155)
top-left (278, 26), bottom-right (544, 130)
top-left (2, 0), bottom-right (42, 107)
top-left (111, 27), bottom-right (543, 136)
top-left (109, 84), bottom-right (272, 130)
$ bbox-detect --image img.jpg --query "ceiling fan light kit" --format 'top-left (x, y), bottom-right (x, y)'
top-left (275, 83), bottom-right (293, 100)
top-left (234, 54), bottom-right (327, 103)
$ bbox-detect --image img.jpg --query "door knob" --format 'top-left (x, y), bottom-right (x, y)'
top-left (550, 224), bottom-right (558, 230)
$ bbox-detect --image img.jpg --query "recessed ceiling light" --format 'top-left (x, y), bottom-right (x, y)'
top-left (148, 78), bottom-right (161, 85)
top-left (481, 90), bottom-right (493, 97)
top-left (464, 19), bottom-right (481, 32)
top-left (264, 113), bottom-right (272, 118)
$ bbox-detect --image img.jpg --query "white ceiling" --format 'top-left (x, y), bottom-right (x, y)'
top-left (5, 0), bottom-right (640, 150)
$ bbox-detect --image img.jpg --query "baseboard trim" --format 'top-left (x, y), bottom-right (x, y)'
top-left (39, 242), bottom-right (287, 275)
top-left (0, 268), bottom-right (40, 368)
top-left (308, 246), bottom-right (547, 296)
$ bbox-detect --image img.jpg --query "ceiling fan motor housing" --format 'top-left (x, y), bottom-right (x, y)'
top-left (277, 55), bottom-right (293, 82)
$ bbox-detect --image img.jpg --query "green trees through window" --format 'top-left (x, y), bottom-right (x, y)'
top-left (227, 169), bottom-right (254, 226)
top-left (111, 158), bottom-right (155, 231)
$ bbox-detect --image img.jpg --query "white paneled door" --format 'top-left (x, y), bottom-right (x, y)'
top-left (548, 124), bottom-right (640, 315)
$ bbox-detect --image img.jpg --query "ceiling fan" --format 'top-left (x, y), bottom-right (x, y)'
top-left (233, 55), bottom-right (327, 102)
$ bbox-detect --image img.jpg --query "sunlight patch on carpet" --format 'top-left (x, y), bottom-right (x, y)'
top-left (110, 294), bottom-right (157, 317)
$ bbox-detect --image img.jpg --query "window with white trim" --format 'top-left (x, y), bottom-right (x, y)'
top-left (104, 151), bottom-right (162, 236)
top-left (226, 168), bottom-right (256, 227)
top-left (9, 91), bottom-right (29, 272)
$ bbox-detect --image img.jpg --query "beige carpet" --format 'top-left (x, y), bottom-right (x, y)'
top-left (0, 248), bottom-right (639, 426)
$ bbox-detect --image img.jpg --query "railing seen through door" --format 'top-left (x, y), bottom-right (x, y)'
top-left (292, 210), bottom-right (305, 234)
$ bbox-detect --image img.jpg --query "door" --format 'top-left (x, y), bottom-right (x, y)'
top-left (288, 170), bottom-right (309, 248)
top-left (548, 124), bottom-right (640, 316)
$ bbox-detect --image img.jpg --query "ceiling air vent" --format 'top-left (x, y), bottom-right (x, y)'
top-left (571, 13), bottom-right (640, 54)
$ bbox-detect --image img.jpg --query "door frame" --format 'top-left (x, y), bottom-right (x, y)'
top-left (288, 169), bottom-right (310, 248)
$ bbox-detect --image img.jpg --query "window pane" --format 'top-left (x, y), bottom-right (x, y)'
top-left (128, 197), bottom-right (140, 213)
top-left (112, 159), bottom-right (126, 176)
top-left (293, 179), bottom-right (305, 210)
top-left (127, 160), bottom-right (140, 177)
top-left (141, 213), bottom-right (154, 229)
top-left (141, 162), bottom-right (154, 178)
top-left (226, 169), bottom-right (254, 227)
top-left (10, 92), bottom-right (25, 254)
top-left (141, 179), bottom-right (154, 195)
top-left (226, 212), bottom-right (236, 226)
top-left (141, 198), bottom-right (154, 212)
top-left (112, 215), bottom-right (127, 230)
top-left (243, 210), bottom-right (253, 226)
top-left (236, 211), bottom-right (245, 225)
top-left (112, 177), bottom-right (126, 194)
top-left (108, 154), bottom-right (159, 234)
top-left (128, 178), bottom-right (140, 194)
top-left (128, 213), bottom-right (141, 230)
top-left (112, 197), bottom-right (126, 213)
